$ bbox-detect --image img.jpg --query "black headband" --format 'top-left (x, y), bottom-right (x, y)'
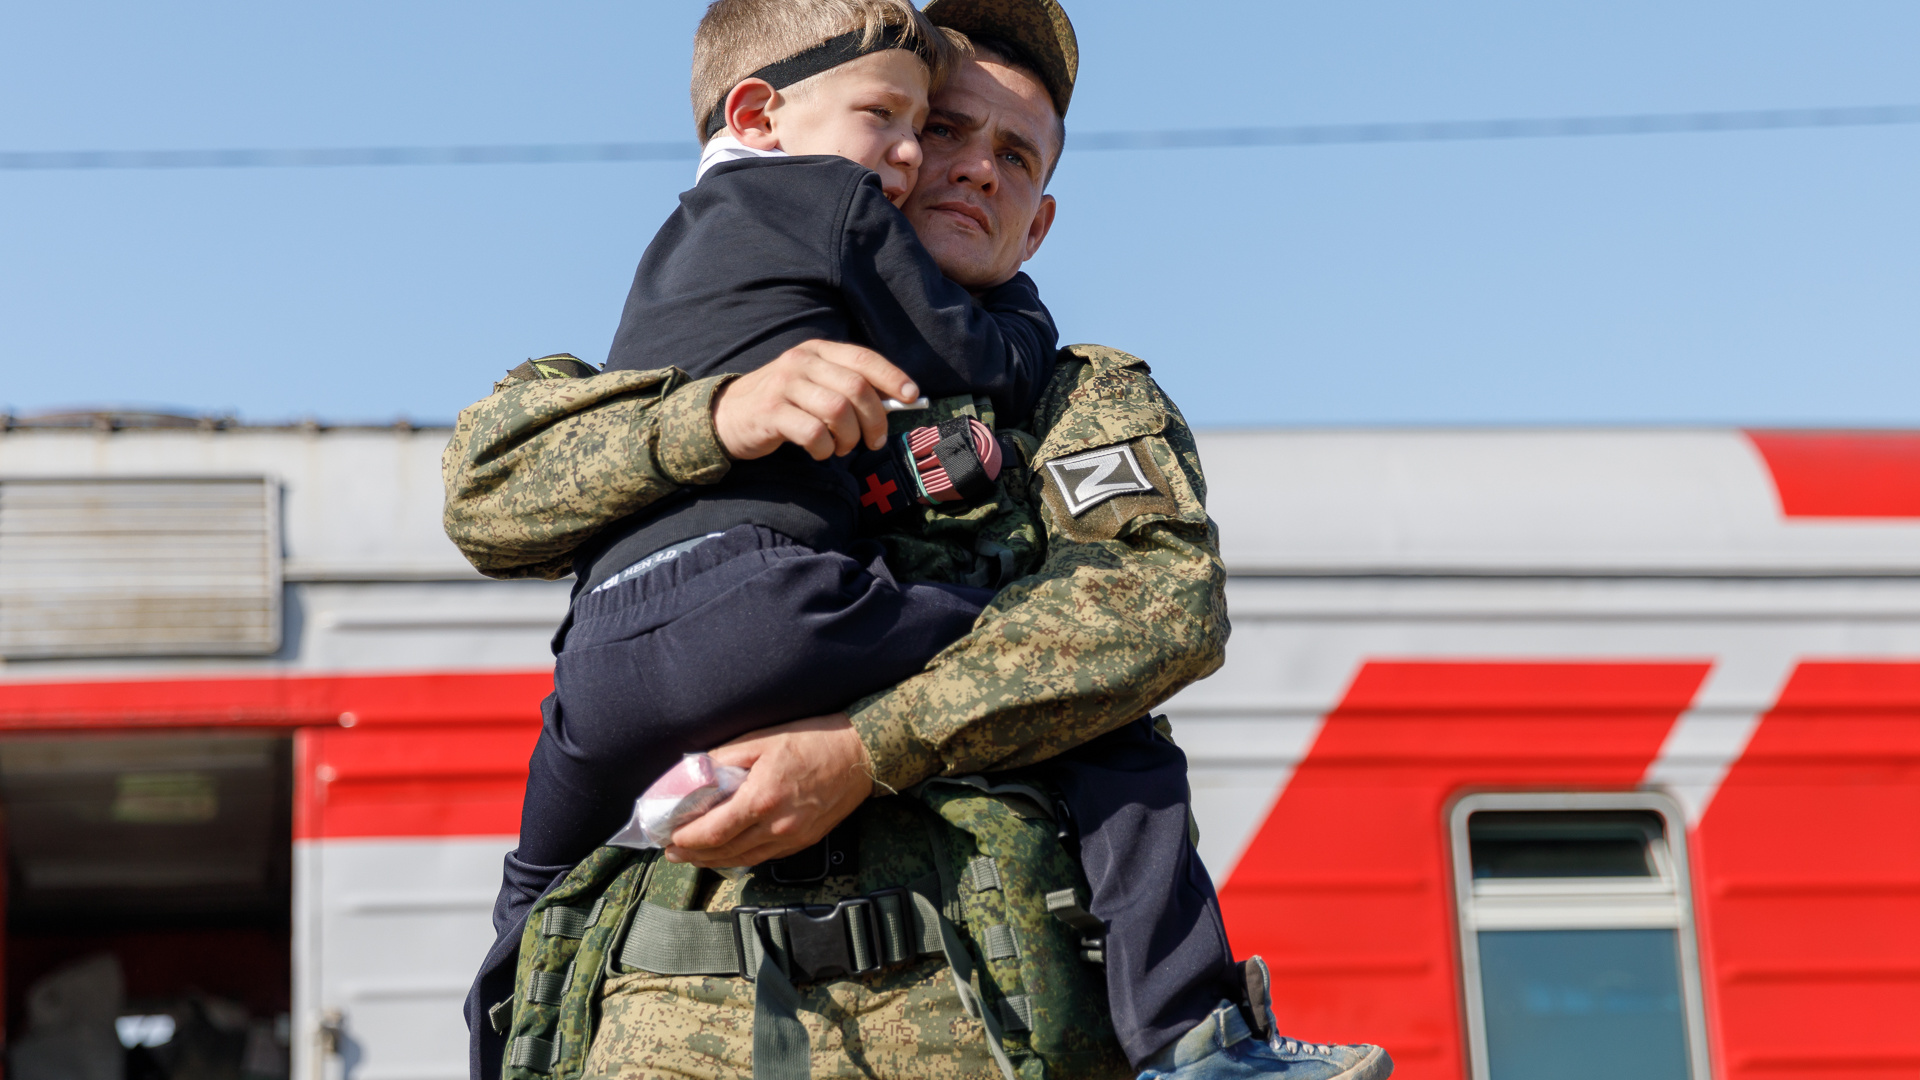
top-left (703, 24), bottom-right (918, 140)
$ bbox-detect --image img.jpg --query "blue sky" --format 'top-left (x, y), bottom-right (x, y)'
top-left (3, 1), bottom-right (1916, 427)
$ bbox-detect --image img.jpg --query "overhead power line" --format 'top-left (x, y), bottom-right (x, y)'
top-left (1071, 103), bottom-right (1920, 151)
top-left (0, 142), bottom-right (698, 170)
top-left (4, 104), bottom-right (1917, 171)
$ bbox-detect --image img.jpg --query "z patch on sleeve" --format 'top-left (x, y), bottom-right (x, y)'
top-left (1041, 439), bottom-right (1180, 542)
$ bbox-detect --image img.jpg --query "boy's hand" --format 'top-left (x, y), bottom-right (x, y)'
top-left (712, 340), bottom-right (919, 461)
top-left (662, 712), bottom-right (872, 868)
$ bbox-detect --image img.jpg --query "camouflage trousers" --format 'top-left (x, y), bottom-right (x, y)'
top-left (582, 957), bottom-right (1001, 1080)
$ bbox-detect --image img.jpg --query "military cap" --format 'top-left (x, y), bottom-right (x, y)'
top-left (922, 0), bottom-right (1078, 118)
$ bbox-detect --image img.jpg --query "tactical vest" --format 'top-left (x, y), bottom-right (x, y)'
top-left (493, 780), bottom-right (1129, 1080)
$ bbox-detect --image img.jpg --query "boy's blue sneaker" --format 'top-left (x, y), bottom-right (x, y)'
top-left (1135, 1001), bottom-right (1393, 1080)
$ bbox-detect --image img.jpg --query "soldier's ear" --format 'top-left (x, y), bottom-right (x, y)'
top-left (1021, 194), bottom-right (1057, 263)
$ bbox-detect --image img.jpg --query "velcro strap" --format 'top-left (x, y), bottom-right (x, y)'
top-left (932, 417), bottom-right (996, 500)
top-left (509, 1035), bottom-right (556, 1072)
top-left (967, 856), bottom-right (1002, 893)
top-left (1000, 994), bottom-right (1035, 1032)
top-left (983, 923), bottom-right (1019, 962)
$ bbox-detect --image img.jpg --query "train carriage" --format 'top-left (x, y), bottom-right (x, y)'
top-left (0, 419), bottom-right (1914, 1080)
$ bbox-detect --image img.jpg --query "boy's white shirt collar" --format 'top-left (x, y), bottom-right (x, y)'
top-left (695, 135), bottom-right (787, 183)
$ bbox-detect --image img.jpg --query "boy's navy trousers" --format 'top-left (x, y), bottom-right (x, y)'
top-left (467, 525), bottom-right (1237, 1079)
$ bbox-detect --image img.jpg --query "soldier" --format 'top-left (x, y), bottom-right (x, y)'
top-left (447, 3), bottom-right (1388, 1078)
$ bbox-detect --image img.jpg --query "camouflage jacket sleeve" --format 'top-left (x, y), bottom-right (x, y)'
top-left (847, 344), bottom-right (1231, 792)
top-left (441, 360), bottom-right (736, 580)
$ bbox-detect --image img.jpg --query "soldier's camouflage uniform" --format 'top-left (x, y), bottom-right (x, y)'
top-left (443, 344), bottom-right (1229, 1078)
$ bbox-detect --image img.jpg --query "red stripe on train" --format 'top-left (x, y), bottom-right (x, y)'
top-left (1218, 661), bottom-right (1712, 1079)
top-left (0, 670), bottom-right (551, 840)
top-left (1694, 662), bottom-right (1920, 1079)
top-left (1745, 431), bottom-right (1920, 518)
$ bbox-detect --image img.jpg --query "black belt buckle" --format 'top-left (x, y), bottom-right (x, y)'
top-left (783, 903), bottom-right (857, 982)
top-left (732, 894), bottom-right (888, 985)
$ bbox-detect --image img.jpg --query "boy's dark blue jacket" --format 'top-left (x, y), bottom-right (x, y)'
top-left (579, 154), bottom-right (1057, 593)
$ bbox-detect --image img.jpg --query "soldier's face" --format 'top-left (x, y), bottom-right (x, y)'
top-left (904, 57), bottom-right (1059, 291)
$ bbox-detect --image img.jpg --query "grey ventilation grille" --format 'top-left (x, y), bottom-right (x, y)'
top-left (0, 477), bottom-right (281, 658)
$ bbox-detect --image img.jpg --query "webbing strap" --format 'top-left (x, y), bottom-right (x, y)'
top-left (920, 821), bottom-right (1021, 1080)
top-left (509, 1035), bottom-right (556, 1072)
top-left (750, 935), bottom-right (811, 1080)
top-left (486, 997), bottom-right (513, 1036)
top-left (967, 855), bottom-right (1002, 893)
top-left (898, 882), bottom-right (946, 957)
top-left (846, 903), bottom-right (875, 972)
top-left (1000, 994), bottom-right (1035, 1032)
top-left (1045, 888), bottom-right (1107, 936)
top-left (874, 890), bottom-right (912, 963)
top-left (915, 887), bottom-right (1021, 1080)
top-left (525, 968), bottom-right (566, 1006)
top-left (619, 905), bottom-right (743, 975)
top-left (540, 896), bottom-right (604, 939)
top-left (616, 878), bottom-right (945, 979)
top-left (983, 923), bottom-right (1019, 962)
top-left (737, 907), bottom-right (788, 977)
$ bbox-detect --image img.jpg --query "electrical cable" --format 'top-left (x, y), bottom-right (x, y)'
top-left (4, 103), bottom-right (1917, 171)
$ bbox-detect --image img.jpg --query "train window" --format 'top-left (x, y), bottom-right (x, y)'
top-left (1449, 794), bottom-right (1710, 1080)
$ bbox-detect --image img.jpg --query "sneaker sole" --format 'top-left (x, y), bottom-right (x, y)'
top-left (1331, 1045), bottom-right (1393, 1080)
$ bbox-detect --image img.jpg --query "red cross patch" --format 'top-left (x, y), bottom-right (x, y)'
top-left (860, 473), bottom-right (899, 513)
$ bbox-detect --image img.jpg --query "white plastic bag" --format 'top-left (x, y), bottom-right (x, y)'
top-left (608, 753), bottom-right (748, 850)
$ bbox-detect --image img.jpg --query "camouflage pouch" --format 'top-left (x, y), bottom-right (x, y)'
top-left (503, 786), bottom-right (1125, 1080)
top-left (916, 777), bottom-right (1130, 1080)
top-left (499, 846), bottom-right (656, 1080)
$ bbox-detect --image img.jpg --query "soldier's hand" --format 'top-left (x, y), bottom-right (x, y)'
top-left (663, 712), bottom-right (873, 868)
top-left (711, 340), bottom-right (919, 462)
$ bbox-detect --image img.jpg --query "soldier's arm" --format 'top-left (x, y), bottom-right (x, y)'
top-left (441, 360), bottom-right (734, 580)
top-left (847, 345), bottom-right (1230, 792)
top-left (442, 343), bottom-right (920, 579)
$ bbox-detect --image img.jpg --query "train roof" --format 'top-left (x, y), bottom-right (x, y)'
top-left (1202, 428), bottom-right (1920, 577)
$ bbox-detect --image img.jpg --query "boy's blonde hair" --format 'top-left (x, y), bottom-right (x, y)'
top-left (691, 0), bottom-right (956, 142)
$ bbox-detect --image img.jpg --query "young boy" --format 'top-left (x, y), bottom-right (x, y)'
top-left (480, 3), bottom-right (1390, 1079)
top-left (511, 0), bottom-right (1055, 908)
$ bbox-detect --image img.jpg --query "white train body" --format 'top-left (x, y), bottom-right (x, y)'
top-left (2, 423), bottom-right (1915, 1080)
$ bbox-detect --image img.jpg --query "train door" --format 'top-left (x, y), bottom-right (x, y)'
top-left (290, 690), bottom-right (540, 1080)
top-left (0, 732), bottom-right (293, 1080)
